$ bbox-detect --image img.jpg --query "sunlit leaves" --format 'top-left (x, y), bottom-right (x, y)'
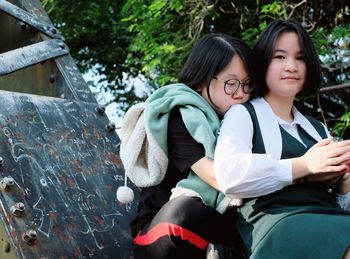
top-left (41, 0), bottom-right (349, 137)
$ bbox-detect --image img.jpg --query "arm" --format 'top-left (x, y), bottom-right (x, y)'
top-left (301, 126), bottom-right (350, 190)
top-left (334, 173), bottom-right (350, 210)
top-left (168, 108), bottom-right (219, 190)
top-left (214, 105), bottom-right (350, 199)
top-left (191, 157), bottom-right (219, 190)
top-left (335, 173), bottom-right (350, 194)
top-left (327, 158), bottom-right (350, 210)
top-left (333, 172), bottom-right (350, 210)
top-left (328, 139), bottom-right (350, 195)
top-left (214, 104), bottom-right (292, 198)
top-left (296, 139), bottom-right (350, 209)
top-left (292, 138), bottom-right (350, 178)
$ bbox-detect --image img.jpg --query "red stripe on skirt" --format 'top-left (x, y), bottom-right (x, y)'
top-left (133, 222), bottom-right (209, 249)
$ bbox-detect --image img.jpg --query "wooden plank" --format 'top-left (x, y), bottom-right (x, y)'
top-left (0, 39), bottom-right (69, 76)
top-left (0, 0), bottom-right (61, 39)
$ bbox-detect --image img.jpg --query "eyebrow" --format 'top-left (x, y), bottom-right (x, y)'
top-left (225, 73), bottom-right (249, 79)
top-left (224, 73), bottom-right (239, 78)
top-left (274, 49), bottom-right (302, 55)
top-left (223, 75), bottom-right (250, 82)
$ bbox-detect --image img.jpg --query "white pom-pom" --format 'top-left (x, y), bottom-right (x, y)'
top-left (116, 186), bottom-right (134, 204)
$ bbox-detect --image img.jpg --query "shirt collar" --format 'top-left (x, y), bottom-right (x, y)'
top-left (277, 106), bottom-right (302, 127)
top-left (276, 106), bottom-right (324, 142)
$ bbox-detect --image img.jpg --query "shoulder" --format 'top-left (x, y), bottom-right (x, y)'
top-left (221, 103), bottom-right (253, 131)
top-left (224, 103), bottom-right (251, 120)
top-left (304, 115), bottom-right (328, 138)
top-left (226, 103), bottom-right (248, 114)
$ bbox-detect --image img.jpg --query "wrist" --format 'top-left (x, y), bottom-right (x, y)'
top-left (291, 156), bottom-right (308, 180)
top-left (335, 185), bottom-right (350, 195)
top-left (335, 174), bottom-right (350, 195)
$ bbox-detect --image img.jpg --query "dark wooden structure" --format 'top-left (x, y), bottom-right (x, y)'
top-left (0, 0), bottom-right (138, 257)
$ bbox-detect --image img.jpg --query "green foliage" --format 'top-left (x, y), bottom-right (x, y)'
top-left (333, 112), bottom-right (350, 137)
top-left (42, 0), bottom-right (350, 138)
top-left (313, 23), bottom-right (350, 83)
top-left (311, 22), bottom-right (350, 138)
top-left (41, 0), bottom-right (139, 116)
top-left (261, 1), bottom-right (287, 18)
top-left (121, 0), bottom-right (216, 88)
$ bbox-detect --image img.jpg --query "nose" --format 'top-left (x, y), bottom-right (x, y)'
top-left (285, 58), bottom-right (297, 72)
top-left (232, 85), bottom-right (245, 99)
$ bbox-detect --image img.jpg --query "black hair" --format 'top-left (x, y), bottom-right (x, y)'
top-left (253, 19), bottom-right (321, 97)
top-left (179, 33), bottom-right (254, 103)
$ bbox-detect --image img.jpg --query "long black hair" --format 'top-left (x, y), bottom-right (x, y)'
top-left (179, 33), bottom-right (254, 103)
top-left (253, 19), bottom-right (321, 97)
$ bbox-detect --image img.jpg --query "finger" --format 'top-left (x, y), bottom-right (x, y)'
top-left (339, 139), bottom-right (350, 145)
top-left (329, 140), bottom-right (350, 149)
top-left (326, 147), bottom-right (350, 159)
top-left (314, 137), bottom-right (333, 147)
top-left (342, 159), bottom-right (350, 167)
top-left (327, 152), bottom-right (350, 165)
top-left (324, 164), bottom-right (348, 173)
top-left (341, 172), bottom-right (350, 180)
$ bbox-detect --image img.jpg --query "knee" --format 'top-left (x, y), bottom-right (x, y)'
top-left (154, 196), bottom-right (203, 226)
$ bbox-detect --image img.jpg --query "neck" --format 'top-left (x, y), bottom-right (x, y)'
top-left (264, 94), bottom-right (294, 123)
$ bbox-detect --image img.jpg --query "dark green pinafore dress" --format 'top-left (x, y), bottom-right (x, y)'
top-left (238, 103), bottom-right (350, 259)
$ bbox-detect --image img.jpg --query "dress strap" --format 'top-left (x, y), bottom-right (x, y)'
top-left (242, 103), bottom-right (266, 154)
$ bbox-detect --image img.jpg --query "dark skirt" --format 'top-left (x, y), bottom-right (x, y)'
top-left (237, 183), bottom-right (350, 259)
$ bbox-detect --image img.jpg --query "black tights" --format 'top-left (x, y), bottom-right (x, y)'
top-left (132, 196), bottom-right (244, 259)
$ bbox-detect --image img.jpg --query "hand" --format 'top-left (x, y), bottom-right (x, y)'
top-left (302, 138), bottom-right (350, 175)
top-left (332, 138), bottom-right (350, 167)
top-left (334, 172), bottom-right (350, 194)
top-left (306, 172), bottom-right (344, 186)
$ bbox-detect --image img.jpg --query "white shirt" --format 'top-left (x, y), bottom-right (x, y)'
top-left (214, 98), bottom-right (350, 209)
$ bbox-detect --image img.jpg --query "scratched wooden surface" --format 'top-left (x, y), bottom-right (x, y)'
top-left (0, 90), bottom-right (138, 258)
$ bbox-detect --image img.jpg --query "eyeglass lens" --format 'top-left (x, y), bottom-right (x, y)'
top-left (224, 79), bottom-right (253, 95)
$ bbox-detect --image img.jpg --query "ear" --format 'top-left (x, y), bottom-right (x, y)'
top-left (197, 84), bottom-right (205, 93)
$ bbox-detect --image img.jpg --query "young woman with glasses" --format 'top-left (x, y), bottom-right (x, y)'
top-left (121, 33), bottom-right (254, 258)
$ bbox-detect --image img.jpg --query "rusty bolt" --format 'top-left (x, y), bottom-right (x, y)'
top-left (30, 37), bottom-right (37, 44)
top-left (106, 123), bottom-right (116, 132)
top-left (49, 27), bottom-right (57, 34)
top-left (3, 241), bottom-right (10, 253)
top-left (19, 22), bottom-right (26, 30)
top-left (10, 202), bottom-right (25, 217)
top-left (95, 105), bottom-right (105, 115)
top-left (49, 74), bottom-right (55, 84)
top-left (58, 42), bottom-right (66, 49)
top-left (0, 176), bottom-right (14, 191)
top-left (22, 230), bottom-right (37, 245)
top-left (43, 25), bottom-right (56, 34)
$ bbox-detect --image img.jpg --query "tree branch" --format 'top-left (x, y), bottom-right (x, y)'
top-left (318, 83), bottom-right (350, 93)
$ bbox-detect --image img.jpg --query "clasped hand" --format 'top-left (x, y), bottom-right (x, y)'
top-left (303, 138), bottom-right (350, 194)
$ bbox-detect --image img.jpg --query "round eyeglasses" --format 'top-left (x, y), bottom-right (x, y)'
top-left (213, 76), bottom-right (254, 95)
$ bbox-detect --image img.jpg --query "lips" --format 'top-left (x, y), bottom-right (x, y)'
top-left (282, 76), bottom-right (298, 80)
